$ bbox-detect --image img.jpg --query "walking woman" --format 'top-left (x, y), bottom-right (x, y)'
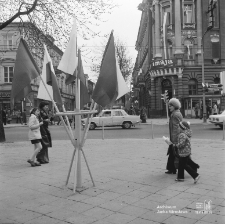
top-left (165, 98), bottom-right (183, 174)
top-left (27, 108), bottom-right (43, 167)
top-left (165, 121), bottom-right (200, 183)
top-left (36, 102), bottom-right (52, 164)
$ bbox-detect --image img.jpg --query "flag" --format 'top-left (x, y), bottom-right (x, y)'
top-left (92, 31), bottom-right (129, 107)
top-left (163, 12), bottom-right (169, 59)
top-left (77, 49), bottom-right (89, 108)
top-left (57, 18), bottom-right (78, 75)
top-left (37, 45), bottom-right (53, 102)
top-left (10, 38), bottom-right (40, 104)
top-left (43, 45), bottom-right (63, 106)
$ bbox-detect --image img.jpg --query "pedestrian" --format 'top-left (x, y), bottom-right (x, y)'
top-left (2, 108), bottom-right (7, 125)
top-left (165, 121), bottom-right (200, 183)
top-left (16, 110), bottom-right (22, 124)
top-left (165, 98), bottom-right (183, 174)
top-left (36, 102), bottom-right (52, 164)
top-left (22, 109), bottom-right (27, 125)
top-left (140, 107), bottom-right (147, 123)
top-left (194, 103), bottom-right (199, 118)
top-left (206, 103), bottom-right (212, 119)
top-left (27, 108), bottom-right (43, 167)
top-left (6, 109), bottom-right (12, 124)
top-left (212, 103), bottom-right (218, 115)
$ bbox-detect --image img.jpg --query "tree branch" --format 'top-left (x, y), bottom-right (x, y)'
top-left (0, 0), bottom-right (38, 30)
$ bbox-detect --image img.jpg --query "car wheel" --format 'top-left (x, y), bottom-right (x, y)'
top-left (123, 122), bottom-right (131, 129)
top-left (89, 123), bottom-right (96, 130)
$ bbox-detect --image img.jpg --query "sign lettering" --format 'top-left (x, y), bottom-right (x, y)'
top-left (151, 59), bottom-right (174, 68)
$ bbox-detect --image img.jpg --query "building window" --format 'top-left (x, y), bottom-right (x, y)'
top-left (183, 3), bottom-right (195, 23)
top-left (184, 39), bottom-right (194, 60)
top-left (4, 66), bottom-right (13, 83)
top-left (188, 78), bottom-right (197, 95)
top-left (3, 34), bottom-right (13, 50)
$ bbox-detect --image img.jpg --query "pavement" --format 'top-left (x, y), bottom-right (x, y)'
top-left (0, 133), bottom-right (225, 223)
top-left (3, 117), bottom-right (210, 128)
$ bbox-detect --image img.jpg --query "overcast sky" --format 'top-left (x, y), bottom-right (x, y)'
top-left (80, 0), bottom-right (142, 81)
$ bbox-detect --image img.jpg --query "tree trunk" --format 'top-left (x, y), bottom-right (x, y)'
top-left (0, 114), bottom-right (6, 142)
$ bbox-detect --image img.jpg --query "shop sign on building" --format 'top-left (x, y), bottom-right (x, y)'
top-left (0, 92), bottom-right (10, 98)
top-left (61, 93), bottom-right (75, 100)
top-left (151, 59), bottom-right (174, 69)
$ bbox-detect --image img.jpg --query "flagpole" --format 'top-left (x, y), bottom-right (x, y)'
top-left (39, 74), bottom-right (75, 145)
top-left (75, 74), bottom-right (82, 191)
top-left (66, 100), bottom-right (96, 187)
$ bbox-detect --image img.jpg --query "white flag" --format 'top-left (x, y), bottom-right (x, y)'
top-left (58, 18), bottom-right (78, 75)
top-left (37, 45), bottom-right (53, 101)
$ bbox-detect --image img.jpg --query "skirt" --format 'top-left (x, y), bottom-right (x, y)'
top-left (31, 139), bottom-right (41, 144)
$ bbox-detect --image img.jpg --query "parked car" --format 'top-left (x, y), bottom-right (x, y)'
top-left (208, 110), bottom-right (225, 129)
top-left (81, 109), bottom-right (141, 130)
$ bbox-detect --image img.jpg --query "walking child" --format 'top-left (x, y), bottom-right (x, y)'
top-left (27, 108), bottom-right (43, 167)
top-left (165, 121), bottom-right (200, 184)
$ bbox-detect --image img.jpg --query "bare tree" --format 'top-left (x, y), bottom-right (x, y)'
top-left (0, 0), bottom-right (116, 49)
top-left (91, 37), bottom-right (133, 82)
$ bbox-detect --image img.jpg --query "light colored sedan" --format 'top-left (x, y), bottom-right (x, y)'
top-left (208, 110), bottom-right (225, 129)
top-left (81, 109), bottom-right (141, 130)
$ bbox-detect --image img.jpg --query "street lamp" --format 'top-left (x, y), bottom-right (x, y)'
top-left (201, 0), bottom-right (217, 123)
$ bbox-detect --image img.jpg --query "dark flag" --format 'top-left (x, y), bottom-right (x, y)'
top-left (92, 31), bottom-right (129, 107)
top-left (10, 38), bottom-right (40, 105)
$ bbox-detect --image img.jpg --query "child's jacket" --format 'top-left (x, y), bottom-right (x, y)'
top-left (175, 129), bottom-right (192, 157)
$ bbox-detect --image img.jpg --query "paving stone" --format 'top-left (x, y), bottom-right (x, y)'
top-left (118, 205), bottom-right (149, 216)
top-left (99, 200), bottom-right (128, 212)
top-left (82, 206), bottom-right (114, 219)
top-left (162, 215), bottom-right (197, 224)
top-left (24, 215), bottom-right (60, 224)
top-left (0, 138), bottom-right (224, 224)
top-left (142, 209), bottom-right (174, 222)
top-left (102, 212), bottom-right (136, 224)
top-left (200, 213), bottom-right (225, 223)
top-left (128, 218), bottom-right (159, 224)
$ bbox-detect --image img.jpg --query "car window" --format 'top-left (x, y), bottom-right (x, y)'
top-left (112, 111), bottom-right (122, 116)
top-left (121, 110), bottom-right (128, 116)
top-left (102, 111), bottom-right (111, 117)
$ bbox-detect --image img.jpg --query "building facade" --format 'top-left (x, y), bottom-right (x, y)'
top-left (133, 0), bottom-right (225, 118)
top-left (0, 22), bottom-right (83, 122)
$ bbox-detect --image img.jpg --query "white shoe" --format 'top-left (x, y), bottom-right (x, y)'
top-left (194, 175), bottom-right (200, 184)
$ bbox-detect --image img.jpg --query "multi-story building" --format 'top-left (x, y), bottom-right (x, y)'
top-left (133, 0), bottom-right (225, 118)
top-left (0, 22), bottom-right (86, 122)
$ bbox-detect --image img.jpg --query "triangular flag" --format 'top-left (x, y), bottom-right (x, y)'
top-left (115, 55), bottom-right (129, 100)
top-left (10, 38), bottom-right (40, 105)
top-left (92, 31), bottom-right (129, 107)
top-left (77, 49), bottom-right (89, 108)
top-left (57, 18), bottom-right (78, 75)
top-left (44, 45), bottom-right (63, 106)
top-left (37, 46), bottom-right (53, 102)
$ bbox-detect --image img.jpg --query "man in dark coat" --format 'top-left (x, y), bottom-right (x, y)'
top-left (36, 102), bottom-right (52, 164)
top-left (2, 108), bottom-right (7, 125)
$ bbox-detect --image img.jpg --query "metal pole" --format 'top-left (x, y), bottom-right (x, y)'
top-left (223, 120), bottom-right (225, 141)
top-left (102, 121), bottom-right (104, 140)
top-left (151, 121), bottom-right (154, 139)
top-left (201, 28), bottom-right (209, 123)
top-left (75, 77), bottom-right (82, 191)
